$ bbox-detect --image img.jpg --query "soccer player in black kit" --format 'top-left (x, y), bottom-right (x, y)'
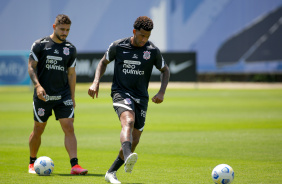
top-left (28, 14), bottom-right (87, 175)
top-left (88, 16), bottom-right (170, 183)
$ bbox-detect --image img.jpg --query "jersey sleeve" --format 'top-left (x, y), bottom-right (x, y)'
top-left (68, 46), bottom-right (77, 68)
top-left (105, 42), bottom-right (117, 62)
top-left (154, 47), bottom-right (166, 70)
top-left (29, 41), bottom-right (41, 62)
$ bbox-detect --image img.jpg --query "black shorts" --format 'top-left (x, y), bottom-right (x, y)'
top-left (33, 95), bottom-right (74, 123)
top-left (112, 92), bottom-right (148, 131)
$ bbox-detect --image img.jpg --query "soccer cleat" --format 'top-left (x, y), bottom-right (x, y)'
top-left (124, 153), bottom-right (138, 173)
top-left (70, 164), bottom-right (88, 175)
top-left (28, 163), bottom-right (36, 174)
top-left (105, 171), bottom-right (121, 184)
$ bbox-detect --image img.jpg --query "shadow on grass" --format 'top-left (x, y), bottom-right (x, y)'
top-left (55, 173), bottom-right (104, 177)
top-left (54, 174), bottom-right (144, 183)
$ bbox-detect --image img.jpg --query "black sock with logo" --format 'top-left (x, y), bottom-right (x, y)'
top-left (30, 157), bottom-right (37, 164)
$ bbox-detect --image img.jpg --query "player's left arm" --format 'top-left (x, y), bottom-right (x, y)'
top-left (152, 64), bottom-right (170, 104)
top-left (68, 67), bottom-right (76, 108)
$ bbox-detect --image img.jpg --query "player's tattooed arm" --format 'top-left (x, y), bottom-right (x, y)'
top-left (28, 58), bottom-right (46, 101)
top-left (28, 58), bottom-right (40, 88)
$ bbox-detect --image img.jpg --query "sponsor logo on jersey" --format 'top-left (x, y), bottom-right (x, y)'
top-left (124, 60), bottom-right (141, 65)
top-left (143, 51), bottom-right (151, 60)
top-left (46, 55), bottom-right (64, 71)
top-left (122, 68), bottom-right (144, 75)
top-left (46, 56), bottom-right (62, 60)
top-left (122, 60), bottom-right (144, 76)
top-left (63, 47), bottom-right (70, 55)
top-left (38, 108), bottom-right (45, 116)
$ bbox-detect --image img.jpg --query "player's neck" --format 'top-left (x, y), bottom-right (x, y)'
top-left (130, 37), bottom-right (137, 47)
top-left (50, 34), bottom-right (64, 44)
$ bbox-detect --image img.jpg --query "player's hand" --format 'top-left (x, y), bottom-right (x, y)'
top-left (88, 82), bottom-right (99, 99)
top-left (36, 85), bottom-right (47, 102)
top-left (152, 92), bottom-right (164, 104)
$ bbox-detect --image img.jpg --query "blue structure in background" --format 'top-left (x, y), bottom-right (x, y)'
top-left (0, 51), bottom-right (30, 85)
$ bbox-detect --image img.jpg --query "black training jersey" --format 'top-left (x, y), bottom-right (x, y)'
top-left (29, 36), bottom-right (76, 97)
top-left (106, 37), bottom-right (166, 99)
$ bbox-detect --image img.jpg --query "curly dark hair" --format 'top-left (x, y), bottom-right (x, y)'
top-left (55, 14), bottom-right (71, 25)
top-left (133, 16), bottom-right (154, 31)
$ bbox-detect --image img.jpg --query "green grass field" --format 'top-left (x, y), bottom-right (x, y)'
top-left (0, 83), bottom-right (282, 184)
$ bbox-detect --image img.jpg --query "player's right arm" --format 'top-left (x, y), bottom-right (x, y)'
top-left (28, 41), bottom-right (47, 102)
top-left (88, 55), bottom-right (110, 99)
top-left (88, 41), bottom-right (116, 99)
top-left (28, 58), bottom-right (46, 102)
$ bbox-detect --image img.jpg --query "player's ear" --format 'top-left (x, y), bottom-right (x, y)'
top-left (133, 29), bottom-right (136, 35)
top-left (52, 24), bottom-right (56, 30)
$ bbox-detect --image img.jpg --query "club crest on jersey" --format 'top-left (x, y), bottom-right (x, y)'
top-left (143, 51), bottom-right (151, 60)
top-left (63, 47), bottom-right (70, 55)
top-left (124, 98), bottom-right (132, 105)
top-left (38, 108), bottom-right (45, 116)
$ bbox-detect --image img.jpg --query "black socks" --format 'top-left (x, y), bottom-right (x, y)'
top-left (122, 141), bottom-right (132, 161)
top-left (31, 157), bottom-right (78, 167)
top-left (70, 158), bottom-right (78, 167)
top-left (107, 141), bottom-right (132, 173)
top-left (108, 156), bottom-right (125, 173)
top-left (30, 157), bottom-right (37, 164)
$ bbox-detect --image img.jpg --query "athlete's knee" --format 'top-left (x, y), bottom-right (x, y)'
top-left (120, 111), bottom-right (135, 125)
top-left (60, 120), bottom-right (75, 134)
top-left (63, 124), bottom-right (75, 135)
top-left (33, 122), bottom-right (46, 136)
top-left (121, 113), bottom-right (135, 128)
top-left (125, 119), bottom-right (135, 128)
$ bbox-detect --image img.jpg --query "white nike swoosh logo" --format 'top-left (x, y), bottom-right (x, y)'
top-left (169, 60), bottom-right (193, 74)
top-left (123, 51), bottom-right (130, 54)
top-left (44, 48), bottom-right (52, 50)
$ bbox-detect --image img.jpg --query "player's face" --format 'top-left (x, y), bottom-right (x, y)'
top-left (53, 24), bottom-right (71, 42)
top-left (132, 28), bottom-right (151, 47)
